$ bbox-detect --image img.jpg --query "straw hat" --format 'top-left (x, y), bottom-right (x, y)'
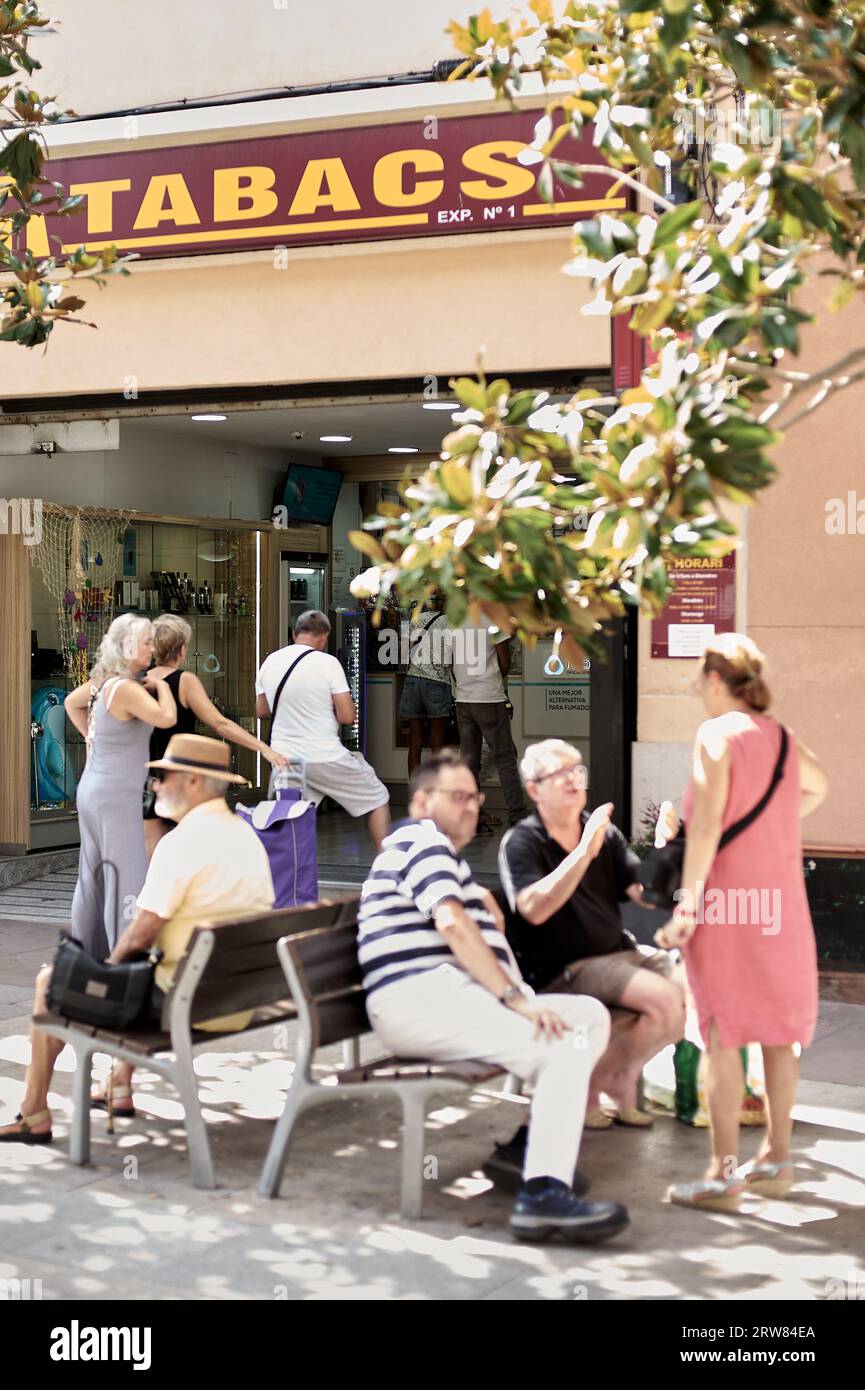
top-left (147, 733), bottom-right (248, 785)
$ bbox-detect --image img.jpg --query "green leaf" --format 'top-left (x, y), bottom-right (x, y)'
top-left (840, 114), bottom-right (865, 191)
top-left (506, 390), bottom-right (542, 425)
top-left (450, 377), bottom-right (488, 412)
top-left (551, 161), bottom-right (584, 190)
top-left (653, 201), bottom-right (702, 247)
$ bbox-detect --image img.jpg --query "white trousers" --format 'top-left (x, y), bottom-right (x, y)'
top-left (366, 965), bottom-right (611, 1186)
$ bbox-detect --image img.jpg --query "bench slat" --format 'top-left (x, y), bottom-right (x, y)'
top-left (190, 900), bottom-right (357, 967)
top-left (339, 1057), bottom-right (505, 1085)
top-left (188, 967), bottom-right (295, 1022)
top-left (317, 996), bottom-right (369, 1048)
top-left (286, 922), bottom-right (363, 998)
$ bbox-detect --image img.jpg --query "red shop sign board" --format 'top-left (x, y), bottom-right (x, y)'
top-left (651, 553), bottom-right (737, 659)
top-left (26, 111), bottom-right (627, 261)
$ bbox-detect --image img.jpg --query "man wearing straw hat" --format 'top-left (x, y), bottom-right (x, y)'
top-left (0, 735), bottom-right (274, 1143)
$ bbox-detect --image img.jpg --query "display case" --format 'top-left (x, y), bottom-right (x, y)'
top-left (278, 554), bottom-right (328, 646)
top-left (30, 517), bottom-right (266, 825)
top-left (330, 609), bottom-right (366, 754)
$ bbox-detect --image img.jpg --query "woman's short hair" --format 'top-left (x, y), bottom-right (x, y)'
top-left (90, 614), bottom-right (153, 684)
top-left (519, 739), bottom-right (584, 787)
top-left (153, 614), bottom-right (192, 666)
top-left (700, 633), bottom-right (771, 712)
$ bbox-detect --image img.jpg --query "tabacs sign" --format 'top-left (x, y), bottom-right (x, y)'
top-left (15, 111), bottom-right (626, 261)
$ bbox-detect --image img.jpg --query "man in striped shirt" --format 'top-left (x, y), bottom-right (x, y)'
top-left (358, 750), bottom-right (629, 1245)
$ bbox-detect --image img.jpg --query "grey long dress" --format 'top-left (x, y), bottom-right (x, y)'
top-left (70, 679), bottom-right (152, 958)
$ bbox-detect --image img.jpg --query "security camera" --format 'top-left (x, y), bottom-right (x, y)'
top-left (291, 430), bottom-right (305, 441)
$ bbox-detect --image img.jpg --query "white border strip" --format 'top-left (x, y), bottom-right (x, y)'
top-left (43, 76), bottom-right (556, 159)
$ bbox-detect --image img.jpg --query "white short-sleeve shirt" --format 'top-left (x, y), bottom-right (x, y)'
top-left (452, 624), bottom-right (508, 704)
top-left (255, 644), bottom-right (350, 762)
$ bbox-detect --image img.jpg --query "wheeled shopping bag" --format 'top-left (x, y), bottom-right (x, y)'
top-left (236, 759), bottom-right (318, 907)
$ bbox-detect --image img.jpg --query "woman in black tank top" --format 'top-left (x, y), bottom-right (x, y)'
top-left (143, 616), bottom-right (287, 858)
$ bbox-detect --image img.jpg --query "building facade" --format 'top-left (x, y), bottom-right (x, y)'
top-left (1, 1), bottom-right (862, 972)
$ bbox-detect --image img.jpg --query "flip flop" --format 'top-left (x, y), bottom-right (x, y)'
top-left (0, 1110), bottom-right (53, 1145)
top-left (738, 1160), bottom-right (794, 1198)
top-left (613, 1107), bottom-right (654, 1129)
top-left (584, 1107), bottom-right (615, 1130)
top-left (667, 1177), bottom-right (743, 1213)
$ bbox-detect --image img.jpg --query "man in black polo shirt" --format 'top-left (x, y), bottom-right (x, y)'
top-left (499, 739), bottom-right (685, 1129)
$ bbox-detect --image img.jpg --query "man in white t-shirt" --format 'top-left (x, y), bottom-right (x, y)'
top-left (255, 609), bottom-right (390, 849)
top-left (452, 623), bottom-right (525, 833)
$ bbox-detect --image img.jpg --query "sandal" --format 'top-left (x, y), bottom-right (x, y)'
top-left (613, 1107), bottom-right (654, 1129)
top-left (738, 1159), bottom-right (794, 1198)
top-left (584, 1107), bottom-right (615, 1130)
top-left (667, 1176), bottom-right (744, 1213)
top-left (0, 1110), bottom-right (53, 1145)
top-left (91, 1084), bottom-right (136, 1116)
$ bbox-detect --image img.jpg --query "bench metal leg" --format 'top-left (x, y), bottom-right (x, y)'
top-left (398, 1089), bottom-right (429, 1222)
top-left (341, 1038), bottom-right (361, 1069)
top-left (171, 1046), bottom-right (215, 1190)
top-left (69, 1046), bottom-right (94, 1167)
top-left (501, 1073), bottom-right (525, 1098)
top-left (258, 1081), bottom-right (311, 1199)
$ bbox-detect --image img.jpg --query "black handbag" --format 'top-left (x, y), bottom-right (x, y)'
top-left (47, 932), bottom-right (163, 1031)
top-left (639, 725), bottom-right (789, 911)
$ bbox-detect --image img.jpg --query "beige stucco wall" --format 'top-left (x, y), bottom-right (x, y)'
top-left (0, 228), bottom-right (610, 400)
top-left (34, 0), bottom-right (485, 115)
top-left (634, 281), bottom-right (865, 852)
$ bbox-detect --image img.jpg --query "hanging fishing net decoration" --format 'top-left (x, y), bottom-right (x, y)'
top-left (30, 507), bottom-right (132, 685)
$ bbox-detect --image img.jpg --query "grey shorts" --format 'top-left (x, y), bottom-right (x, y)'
top-left (398, 675), bottom-right (454, 720)
top-left (269, 749), bottom-right (389, 818)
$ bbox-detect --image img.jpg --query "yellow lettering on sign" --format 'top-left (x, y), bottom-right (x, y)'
top-left (288, 159), bottom-right (360, 217)
top-left (213, 166), bottom-right (278, 222)
top-left (69, 179), bottom-right (132, 234)
top-left (133, 174), bottom-right (201, 230)
top-left (460, 141), bottom-right (536, 200)
top-left (373, 149), bottom-right (444, 208)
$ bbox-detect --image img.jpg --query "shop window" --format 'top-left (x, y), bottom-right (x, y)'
top-left (30, 514), bottom-right (264, 821)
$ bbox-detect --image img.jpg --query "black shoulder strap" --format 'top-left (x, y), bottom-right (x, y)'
top-left (409, 611), bottom-right (446, 653)
top-left (718, 724), bottom-right (789, 851)
top-left (267, 648), bottom-right (318, 746)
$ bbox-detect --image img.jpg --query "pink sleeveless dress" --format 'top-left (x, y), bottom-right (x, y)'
top-left (682, 713), bottom-right (818, 1050)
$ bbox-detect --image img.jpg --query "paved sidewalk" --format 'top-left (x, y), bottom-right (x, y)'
top-left (1, 917), bottom-right (863, 1301)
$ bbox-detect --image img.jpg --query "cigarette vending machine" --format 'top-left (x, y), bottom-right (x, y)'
top-left (329, 608), bottom-right (366, 754)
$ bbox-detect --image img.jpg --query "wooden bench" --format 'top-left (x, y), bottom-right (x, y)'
top-left (258, 922), bottom-right (508, 1219)
top-left (33, 899), bottom-right (359, 1190)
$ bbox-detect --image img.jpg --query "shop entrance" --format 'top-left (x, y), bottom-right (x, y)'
top-left (13, 377), bottom-right (634, 863)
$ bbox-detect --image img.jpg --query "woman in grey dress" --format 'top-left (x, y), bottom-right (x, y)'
top-left (64, 615), bottom-right (176, 958)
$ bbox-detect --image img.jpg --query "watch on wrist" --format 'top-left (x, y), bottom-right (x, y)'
top-left (499, 982), bottom-right (523, 1008)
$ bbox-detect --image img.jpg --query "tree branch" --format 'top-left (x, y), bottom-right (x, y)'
top-left (773, 364), bottom-right (865, 431)
top-left (572, 165), bottom-right (677, 214)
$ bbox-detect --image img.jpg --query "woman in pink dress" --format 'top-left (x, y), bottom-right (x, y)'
top-left (655, 634), bottom-right (828, 1211)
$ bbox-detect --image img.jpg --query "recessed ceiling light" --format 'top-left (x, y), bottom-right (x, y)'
top-left (191, 414), bottom-right (227, 422)
top-left (421, 402), bottom-right (456, 411)
top-left (389, 446), bottom-right (419, 454)
top-left (319, 434), bottom-right (352, 442)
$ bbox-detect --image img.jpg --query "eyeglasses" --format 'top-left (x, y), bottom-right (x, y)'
top-left (432, 789), bottom-right (486, 806)
top-left (532, 764), bottom-right (587, 788)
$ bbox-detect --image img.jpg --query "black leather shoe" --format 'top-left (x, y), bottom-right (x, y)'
top-left (509, 1177), bottom-right (629, 1244)
top-left (483, 1125), bottom-right (590, 1196)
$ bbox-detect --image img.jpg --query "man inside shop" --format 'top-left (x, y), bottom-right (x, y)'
top-left (256, 609), bottom-right (391, 849)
